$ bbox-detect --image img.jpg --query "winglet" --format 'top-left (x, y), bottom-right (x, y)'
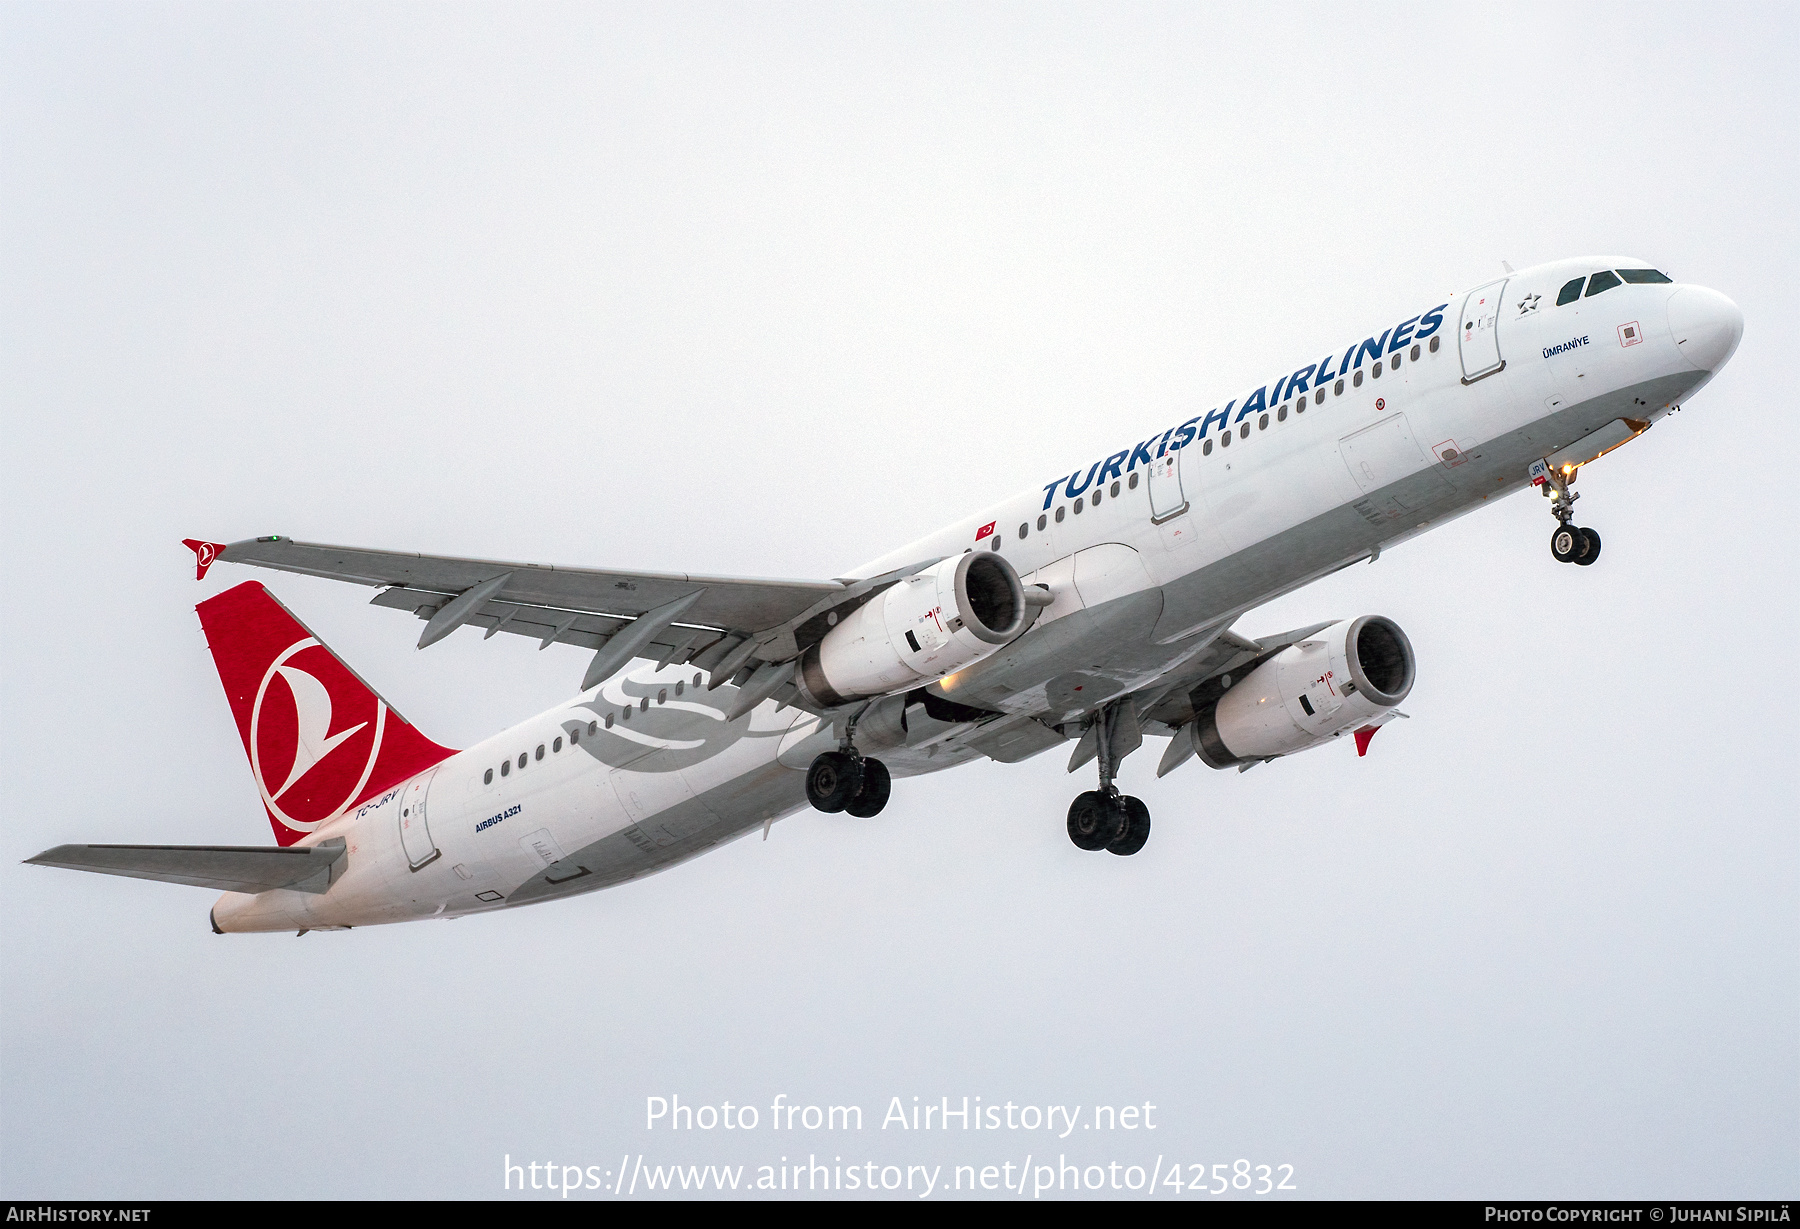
top-left (1353, 725), bottom-right (1380, 757)
top-left (182, 539), bottom-right (228, 580)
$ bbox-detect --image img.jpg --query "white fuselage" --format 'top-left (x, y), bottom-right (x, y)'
top-left (212, 255), bottom-right (1741, 933)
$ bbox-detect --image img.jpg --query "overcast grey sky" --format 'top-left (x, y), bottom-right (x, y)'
top-left (3, 1), bottom-right (1795, 1199)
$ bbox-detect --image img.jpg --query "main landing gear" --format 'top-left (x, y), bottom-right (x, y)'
top-left (1066, 703), bottom-right (1151, 856)
top-left (805, 707), bottom-right (891, 817)
top-left (1541, 464), bottom-right (1602, 567)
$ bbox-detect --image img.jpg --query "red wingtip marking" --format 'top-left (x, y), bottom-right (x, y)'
top-left (1353, 725), bottom-right (1379, 757)
top-left (182, 539), bottom-right (227, 580)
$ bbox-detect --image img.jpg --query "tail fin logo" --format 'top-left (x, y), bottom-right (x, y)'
top-left (249, 637), bottom-right (388, 835)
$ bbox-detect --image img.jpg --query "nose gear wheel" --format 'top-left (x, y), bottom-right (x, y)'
top-left (1551, 524), bottom-right (1585, 563)
top-left (1573, 527), bottom-right (1602, 565)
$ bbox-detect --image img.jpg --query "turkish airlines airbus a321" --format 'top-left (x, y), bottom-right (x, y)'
top-left (30, 256), bottom-right (1743, 934)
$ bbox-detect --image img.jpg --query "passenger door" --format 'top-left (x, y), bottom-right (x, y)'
top-left (398, 770), bottom-right (440, 870)
top-left (1458, 278), bottom-right (1508, 383)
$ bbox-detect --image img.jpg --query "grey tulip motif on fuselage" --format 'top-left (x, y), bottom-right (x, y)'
top-left (563, 674), bottom-right (787, 773)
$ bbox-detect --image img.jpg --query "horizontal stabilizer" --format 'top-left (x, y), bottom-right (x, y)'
top-left (25, 838), bottom-right (347, 895)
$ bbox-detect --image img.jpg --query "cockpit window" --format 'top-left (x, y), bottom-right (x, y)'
top-left (1617, 268), bottom-right (1673, 284)
top-left (1556, 277), bottom-right (1585, 306)
top-left (1584, 270), bottom-right (1621, 297)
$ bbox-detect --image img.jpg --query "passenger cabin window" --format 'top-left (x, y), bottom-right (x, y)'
top-left (588, 719), bottom-right (599, 732)
top-left (605, 714), bottom-right (614, 729)
top-left (1314, 388), bottom-right (1325, 405)
top-left (535, 744), bottom-right (545, 760)
top-left (1371, 362), bottom-right (1382, 379)
top-left (1585, 270), bottom-right (1622, 297)
top-left (1429, 336), bottom-right (1440, 353)
top-left (1390, 354), bottom-right (1400, 370)
top-left (553, 736), bottom-right (563, 752)
top-left (1055, 507), bottom-right (1065, 523)
top-left (1410, 344), bottom-right (1420, 361)
top-left (1090, 490), bottom-right (1101, 506)
top-left (1203, 439), bottom-right (1213, 455)
top-left (1128, 472), bottom-right (1138, 489)
top-left (1277, 406), bottom-right (1287, 422)
top-left (1334, 379), bottom-right (1344, 395)
top-left (1557, 277), bottom-right (1585, 305)
top-left (1259, 413), bottom-right (1269, 429)
top-left (570, 727), bottom-right (580, 745)
top-left (484, 768), bottom-right (494, 784)
top-left (1018, 523), bottom-right (1028, 539)
top-left (1109, 480), bottom-right (1120, 498)
top-left (1239, 422), bottom-right (1250, 439)
top-left (1618, 268), bottom-right (1673, 284)
top-left (1072, 499), bottom-right (1083, 515)
top-left (1354, 370), bottom-right (1364, 387)
top-left (1220, 430), bottom-right (1231, 448)
top-left (500, 761), bottom-right (510, 777)
top-left (516, 753), bottom-right (526, 769)
top-left (1037, 514), bottom-right (1047, 530)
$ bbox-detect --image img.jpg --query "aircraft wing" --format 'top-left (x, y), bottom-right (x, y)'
top-left (25, 839), bottom-right (348, 895)
top-left (194, 536), bottom-right (935, 691)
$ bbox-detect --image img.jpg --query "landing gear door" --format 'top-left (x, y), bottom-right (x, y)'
top-left (399, 770), bottom-right (440, 871)
top-left (1146, 452), bottom-right (1189, 523)
top-left (1458, 278), bottom-right (1508, 383)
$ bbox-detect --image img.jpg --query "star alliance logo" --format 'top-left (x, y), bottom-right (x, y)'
top-left (1518, 293), bottom-right (1541, 315)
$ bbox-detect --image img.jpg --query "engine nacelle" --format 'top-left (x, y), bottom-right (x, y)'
top-left (1190, 615), bottom-right (1415, 768)
top-left (795, 552), bottom-right (1031, 707)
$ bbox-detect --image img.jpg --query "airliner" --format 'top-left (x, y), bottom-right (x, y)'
top-left (28, 255), bottom-right (1744, 934)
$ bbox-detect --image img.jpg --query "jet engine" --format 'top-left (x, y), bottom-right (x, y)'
top-left (1190, 615), bottom-right (1415, 768)
top-left (795, 552), bottom-right (1032, 707)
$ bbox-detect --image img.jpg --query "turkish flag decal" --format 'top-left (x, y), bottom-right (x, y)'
top-left (975, 522), bottom-right (995, 541)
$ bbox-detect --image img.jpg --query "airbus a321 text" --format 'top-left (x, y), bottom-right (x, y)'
top-left (29, 256), bottom-right (1744, 934)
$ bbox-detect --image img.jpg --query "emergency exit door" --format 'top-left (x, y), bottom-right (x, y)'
top-left (1146, 451), bottom-right (1189, 523)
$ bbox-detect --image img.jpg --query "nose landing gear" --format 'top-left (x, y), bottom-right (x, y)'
top-left (1065, 703), bottom-right (1151, 856)
top-left (1550, 523), bottom-right (1602, 565)
top-left (1535, 461), bottom-right (1602, 566)
top-left (805, 706), bottom-right (891, 817)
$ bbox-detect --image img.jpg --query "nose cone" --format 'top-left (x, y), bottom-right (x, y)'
top-left (1667, 286), bottom-right (1744, 373)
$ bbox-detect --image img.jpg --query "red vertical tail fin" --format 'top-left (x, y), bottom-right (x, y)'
top-left (197, 582), bottom-right (455, 846)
